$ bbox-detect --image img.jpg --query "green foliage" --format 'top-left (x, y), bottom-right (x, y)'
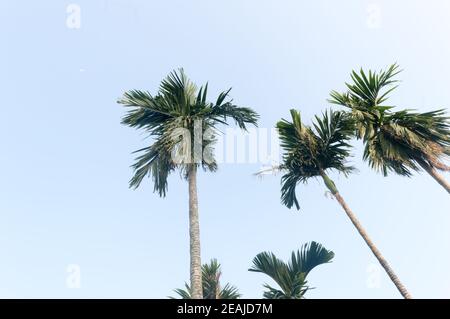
top-left (118, 69), bottom-right (259, 195)
top-left (249, 242), bottom-right (334, 299)
top-left (172, 259), bottom-right (241, 299)
top-left (276, 109), bottom-right (355, 209)
top-left (329, 64), bottom-right (450, 176)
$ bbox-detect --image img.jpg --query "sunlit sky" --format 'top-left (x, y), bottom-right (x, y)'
top-left (1, 0), bottom-right (450, 298)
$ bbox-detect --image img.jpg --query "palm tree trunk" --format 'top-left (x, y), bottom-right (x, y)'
top-left (419, 162), bottom-right (450, 194)
top-left (188, 165), bottom-right (203, 299)
top-left (320, 171), bottom-right (412, 299)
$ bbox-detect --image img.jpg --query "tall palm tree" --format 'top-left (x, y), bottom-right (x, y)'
top-left (173, 259), bottom-right (241, 299)
top-left (249, 242), bottom-right (334, 299)
top-left (329, 64), bottom-right (450, 193)
top-left (118, 69), bottom-right (258, 299)
top-left (275, 109), bottom-right (412, 298)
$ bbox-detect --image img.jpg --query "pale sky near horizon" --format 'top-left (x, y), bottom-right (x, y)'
top-left (1, 0), bottom-right (450, 298)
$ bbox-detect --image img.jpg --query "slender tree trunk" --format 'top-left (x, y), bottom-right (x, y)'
top-left (419, 162), bottom-right (450, 194)
top-left (320, 171), bottom-right (412, 299)
top-left (188, 165), bottom-right (203, 299)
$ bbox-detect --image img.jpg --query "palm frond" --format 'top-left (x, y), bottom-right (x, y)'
top-left (329, 63), bottom-right (401, 109)
top-left (219, 283), bottom-right (241, 299)
top-left (262, 284), bottom-right (291, 299)
top-left (249, 252), bottom-right (292, 294)
top-left (203, 88), bottom-right (259, 130)
top-left (249, 243), bottom-right (334, 299)
top-left (128, 142), bottom-right (175, 195)
top-left (288, 241), bottom-right (335, 276)
top-left (118, 91), bottom-right (175, 133)
top-left (171, 283), bottom-right (192, 299)
top-left (202, 258), bottom-right (221, 299)
top-left (280, 170), bottom-right (305, 210)
top-left (172, 259), bottom-right (240, 299)
top-left (159, 68), bottom-right (198, 115)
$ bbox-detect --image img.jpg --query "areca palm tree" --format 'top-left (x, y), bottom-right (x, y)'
top-left (329, 64), bottom-right (450, 193)
top-left (173, 259), bottom-right (241, 299)
top-left (249, 242), bottom-right (334, 299)
top-left (118, 69), bottom-right (258, 299)
top-left (275, 109), bottom-right (412, 298)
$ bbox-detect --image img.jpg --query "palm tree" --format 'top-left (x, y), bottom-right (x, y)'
top-left (249, 242), bottom-right (334, 299)
top-left (173, 259), bottom-right (241, 299)
top-left (329, 64), bottom-right (450, 193)
top-left (118, 69), bottom-right (258, 299)
top-left (275, 109), bottom-right (412, 298)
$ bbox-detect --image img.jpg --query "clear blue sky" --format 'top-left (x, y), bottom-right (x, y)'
top-left (1, 0), bottom-right (449, 298)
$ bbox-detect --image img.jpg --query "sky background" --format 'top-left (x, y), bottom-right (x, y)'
top-left (1, 0), bottom-right (450, 298)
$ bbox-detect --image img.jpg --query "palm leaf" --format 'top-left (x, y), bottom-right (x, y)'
top-left (249, 243), bottom-right (334, 299)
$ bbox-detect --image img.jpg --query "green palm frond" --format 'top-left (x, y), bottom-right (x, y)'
top-left (119, 92), bottom-right (175, 132)
top-left (171, 283), bottom-right (192, 299)
top-left (207, 101), bottom-right (259, 130)
top-left (277, 109), bottom-right (355, 209)
top-left (280, 170), bottom-right (305, 210)
top-left (129, 142), bottom-right (174, 195)
top-left (219, 283), bottom-right (241, 299)
top-left (249, 252), bottom-right (293, 295)
top-left (249, 242), bottom-right (334, 299)
top-left (202, 258), bottom-right (222, 299)
top-left (288, 242), bottom-right (335, 276)
top-left (314, 110), bottom-right (356, 176)
top-left (329, 63), bottom-right (400, 109)
top-left (172, 259), bottom-right (241, 299)
top-left (261, 283), bottom-right (305, 299)
top-left (159, 68), bottom-right (198, 115)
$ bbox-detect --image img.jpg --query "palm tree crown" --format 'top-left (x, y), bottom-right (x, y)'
top-left (277, 109), bottom-right (355, 209)
top-left (173, 259), bottom-right (241, 299)
top-left (118, 69), bottom-right (258, 195)
top-left (249, 242), bottom-right (334, 299)
top-left (329, 64), bottom-right (450, 177)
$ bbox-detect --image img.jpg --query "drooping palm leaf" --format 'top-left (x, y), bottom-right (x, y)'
top-left (249, 252), bottom-right (294, 295)
top-left (288, 241), bottom-right (335, 276)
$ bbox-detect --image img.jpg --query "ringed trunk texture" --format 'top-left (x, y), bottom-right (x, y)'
top-left (419, 162), bottom-right (450, 194)
top-left (188, 166), bottom-right (203, 299)
top-left (320, 172), bottom-right (412, 299)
